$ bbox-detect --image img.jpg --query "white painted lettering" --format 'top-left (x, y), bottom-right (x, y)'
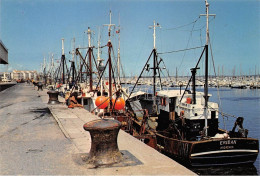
top-left (220, 140), bottom-right (237, 146)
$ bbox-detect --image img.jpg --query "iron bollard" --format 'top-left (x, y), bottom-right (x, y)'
top-left (83, 119), bottom-right (122, 167)
top-left (37, 82), bottom-right (43, 91)
top-left (47, 90), bottom-right (60, 104)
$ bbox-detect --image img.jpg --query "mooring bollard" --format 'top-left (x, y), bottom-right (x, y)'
top-left (83, 119), bottom-right (122, 167)
top-left (37, 82), bottom-right (43, 91)
top-left (47, 90), bottom-right (60, 104)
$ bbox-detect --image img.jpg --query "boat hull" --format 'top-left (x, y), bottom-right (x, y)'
top-left (156, 132), bottom-right (259, 167)
top-left (190, 138), bottom-right (259, 166)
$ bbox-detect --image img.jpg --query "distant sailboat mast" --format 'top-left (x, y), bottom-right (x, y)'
top-left (43, 56), bottom-right (46, 84)
top-left (176, 67), bottom-right (178, 83)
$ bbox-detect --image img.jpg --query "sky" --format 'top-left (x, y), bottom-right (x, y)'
top-left (0, 0), bottom-right (259, 77)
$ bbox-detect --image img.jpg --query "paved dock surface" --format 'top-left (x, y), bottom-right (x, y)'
top-left (0, 83), bottom-right (196, 175)
top-left (0, 82), bottom-right (16, 92)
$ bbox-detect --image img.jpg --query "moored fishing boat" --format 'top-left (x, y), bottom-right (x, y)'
top-left (155, 88), bottom-right (259, 166)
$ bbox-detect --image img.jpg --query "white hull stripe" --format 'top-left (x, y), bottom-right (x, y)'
top-left (191, 149), bottom-right (259, 157)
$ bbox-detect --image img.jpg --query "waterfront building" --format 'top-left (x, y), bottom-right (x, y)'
top-left (0, 72), bottom-right (11, 82)
top-left (11, 70), bottom-right (38, 80)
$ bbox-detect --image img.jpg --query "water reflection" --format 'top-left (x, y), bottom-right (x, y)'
top-left (167, 154), bottom-right (258, 176)
top-left (190, 164), bottom-right (258, 176)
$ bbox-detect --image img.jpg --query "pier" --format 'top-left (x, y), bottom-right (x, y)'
top-left (0, 83), bottom-right (196, 175)
top-left (0, 82), bottom-right (16, 92)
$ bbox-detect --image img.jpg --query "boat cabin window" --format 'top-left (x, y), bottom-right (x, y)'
top-left (211, 111), bottom-right (216, 119)
top-left (83, 98), bottom-right (88, 105)
top-left (169, 97), bottom-right (176, 112)
top-left (103, 92), bottom-right (108, 97)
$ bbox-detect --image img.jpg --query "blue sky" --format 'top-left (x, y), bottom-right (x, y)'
top-left (0, 0), bottom-right (259, 77)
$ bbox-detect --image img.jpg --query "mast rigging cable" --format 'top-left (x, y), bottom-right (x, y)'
top-left (158, 46), bottom-right (204, 55)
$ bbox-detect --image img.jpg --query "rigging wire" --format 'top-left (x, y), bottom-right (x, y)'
top-left (162, 17), bottom-right (200, 31)
top-left (193, 17), bottom-right (215, 32)
top-left (158, 46), bottom-right (204, 55)
top-left (162, 17), bottom-right (214, 33)
top-left (158, 56), bottom-right (173, 83)
top-left (208, 36), bottom-right (234, 131)
top-left (159, 27), bottom-right (163, 54)
top-left (178, 17), bottom-right (215, 32)
top-left (134, 29), bottom-right (149, 75)
top-left (178, 19), bottom-right (198, 71)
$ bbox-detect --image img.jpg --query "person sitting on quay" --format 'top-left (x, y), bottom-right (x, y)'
top-left (65, 91), bottom-right (83, 108)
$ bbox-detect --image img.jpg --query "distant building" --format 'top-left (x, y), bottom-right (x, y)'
top-left (11, 70), bottom-right (38, 80)
top-left (0, 72), bottom-right (11, 82)
top-left (0, 40), bottom-right (8, 64)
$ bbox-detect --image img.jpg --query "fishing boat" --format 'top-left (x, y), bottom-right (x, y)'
top-left (127, 0), bottom-right (259, 167)
top-left (155, 83), bottom-right (258, 166)
top-left (67, 11), bottom-right (133, 131)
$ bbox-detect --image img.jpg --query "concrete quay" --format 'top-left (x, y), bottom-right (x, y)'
top-left (0, 82), bottom-right (16, 92)
top-left (38, 87), bottom-right (196, 176)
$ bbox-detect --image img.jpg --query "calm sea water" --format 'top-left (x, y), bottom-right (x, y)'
top-left (127, 84), bottom-right (260, 175)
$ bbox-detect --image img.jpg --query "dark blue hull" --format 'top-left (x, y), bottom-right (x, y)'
top-left (156, 132), bottom-right (259, 167)
top-left (190, 138), bottom-right (259, 166)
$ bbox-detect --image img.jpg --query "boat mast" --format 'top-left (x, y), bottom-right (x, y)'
top-left (61, 38), bottom-right (65, 84)
top-left (87, 27), bottom-right (93, 91)
top-left (104, 10), bottom-right (115, 109)
top-left (104, 10), bottom-right (115, 43)
top-left (116, 13), bottom-right (121, 85)
top-left (176, 67), bottom-right (178, 83)
top-left (71, 37), bottom-right (76, 84)
top-left (97, 27), bottom-right (104, 96)
top-left (149, 20), bottom-right (161, 113)
top-left (200, 0), bottom-right (215, 137)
